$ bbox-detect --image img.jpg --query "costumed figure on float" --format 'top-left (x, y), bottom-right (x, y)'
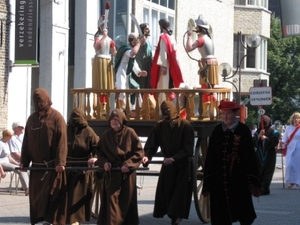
top-left (150, 18), bottom-right (184, 108)
top-left (185, 15), bottom-right (219, 117)
top-left (92, 2), bottom-right (117, 117)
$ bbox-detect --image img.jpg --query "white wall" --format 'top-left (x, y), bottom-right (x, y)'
top-left (7, 0), bottom-right (32, 129)
top-left (7, 67), bottom-right (32, 129)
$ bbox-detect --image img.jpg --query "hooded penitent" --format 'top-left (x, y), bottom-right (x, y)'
top-left (160, 100), bottom-right (179, 120)
top-left (96, 109), bottom-right (143, 225)
top-left (143, 101), bottom-right (194, 221)
top-left (68, 108), bottom-right (88, 128)
top-left (21, 88), bottom-right (68, 225)
top-left (33, 88), bottom-right (53, 112)
top-left (108, 109), bottom-right (127, 126)
top-left (260, 115), bottom-right (272, 130)
top-left (259, 115), bottom-right (273, 136)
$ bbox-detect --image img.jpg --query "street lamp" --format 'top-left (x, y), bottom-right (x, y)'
top-left (218, 31), bottom-right (261, 105)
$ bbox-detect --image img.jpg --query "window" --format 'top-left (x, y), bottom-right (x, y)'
top-left (233, 34), bottom-right (246, 69)
top-left (110, 0), bottom-right (176, 50)
top-left (248, 0), bottom-right (255, 5)
top-left (161, 0), bottom-right (167, 7)
top-left (234, 0), bottom-right (268, 8)
top-left (143, 1), bottom-right (176, 49)
top-left (146, 0), bottom-right (175, 9)
top-left (114, 0), bottom-right (129, 49)
top-left (235, 0), bottom-right (246, 5)
top-left (233, 34), bottom-right (267, 71)
top-left (259, 38), bottom-right (267, 70)
top-left (246, 47), bottom-right (255, 68)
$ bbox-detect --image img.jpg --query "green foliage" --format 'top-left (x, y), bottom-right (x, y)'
top-left (245, 104), bottom-right (260, 128)
top-left (246, 15), bottom-right (300, 126)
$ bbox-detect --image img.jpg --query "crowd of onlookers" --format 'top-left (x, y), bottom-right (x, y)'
top-left (251, 112), bottom-right (300, 192)
top-left (0, 122), bottom-right (29, 195)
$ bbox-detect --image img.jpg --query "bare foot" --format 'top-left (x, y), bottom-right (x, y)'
top-left (1, 173), bottom-right (6, 178)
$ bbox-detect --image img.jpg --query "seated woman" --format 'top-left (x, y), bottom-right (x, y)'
top-left (0, 129), bottom-right (29, 195)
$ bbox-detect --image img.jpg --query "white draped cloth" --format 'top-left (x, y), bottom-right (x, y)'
top-left (282, 125), bottom-right (300, 185)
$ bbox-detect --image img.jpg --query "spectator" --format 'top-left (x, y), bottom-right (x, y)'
top-left (114, 33), bottom-right (147, 116)
top-left (150, 18), bottom-right (184, 107)
top-left (251, 124), bottom-right (257, 137)
top-left (95, 109), bottom-right (144, 225)
top-left (142, 100), bottom-right (194, 225)
top-left (281, 112), bottom-right (300, 189)
top-left (253, 115), bottom-right (280, 195)
top-left (8, 121), bottom-right (25, 162)
top-left (0, 129), bottom-right (29, 195)
top-left (281, 125), bottom-right (286, 137)
top-left (21, 88), bottom-right (68, 225)
top-left (202, 100), bottom-right (261, 225)
top-left (66, 108), bottom-right (99, 225)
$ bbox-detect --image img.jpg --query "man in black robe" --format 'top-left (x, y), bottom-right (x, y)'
top-left (202, 100), bottom-right (261, 225)
top-left (143, 100), bottom-right (194, 225)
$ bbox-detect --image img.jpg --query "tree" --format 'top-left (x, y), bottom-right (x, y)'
top-left (246, 15), bottom-right (300, 127)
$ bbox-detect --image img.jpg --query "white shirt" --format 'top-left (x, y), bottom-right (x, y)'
top-left (8, 134), bottom-right (23, 162)
top-left (0, 140), bottom-right (10, 164)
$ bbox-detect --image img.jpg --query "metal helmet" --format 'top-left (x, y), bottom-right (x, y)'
top-left (195, 15), bottom-right (209, 30)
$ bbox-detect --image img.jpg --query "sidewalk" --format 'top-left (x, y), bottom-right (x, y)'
top-left (0, 163), bottom-right (299, 224)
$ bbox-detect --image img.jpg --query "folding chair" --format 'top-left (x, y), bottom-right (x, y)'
top-left (1, 170), bottom-right (20, 194)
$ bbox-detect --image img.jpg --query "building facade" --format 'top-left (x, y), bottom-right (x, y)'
top-left (0, 0), bottom-right (271, 134)
top-left (0, 0), bottom-right (10, 132)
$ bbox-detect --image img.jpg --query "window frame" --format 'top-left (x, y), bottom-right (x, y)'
top-left (233, 34), bottom-right (267, 71)
top-left (234, 0), bottom-right (268, 8)
top-left (143, 0), bottom-right (176, 49)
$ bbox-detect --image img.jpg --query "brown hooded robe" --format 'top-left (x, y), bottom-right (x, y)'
top-left (66, 108), bottom-right (99, 223)
top-left (21, 88), bottom-right (68, 225)
top-left (96, 109), bottom-right (144, 225)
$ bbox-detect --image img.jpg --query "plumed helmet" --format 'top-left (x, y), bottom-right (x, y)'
top-left (98, 15), bottom-right (107, 28)
top-left (195, 15), bottom-right (209, 30)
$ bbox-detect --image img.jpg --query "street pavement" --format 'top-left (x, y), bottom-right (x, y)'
top-left (0, 155), bottom-right (299, 225)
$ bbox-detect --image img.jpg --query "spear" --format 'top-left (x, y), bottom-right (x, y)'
top-left (103, 2), bottom-right (110, 31)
